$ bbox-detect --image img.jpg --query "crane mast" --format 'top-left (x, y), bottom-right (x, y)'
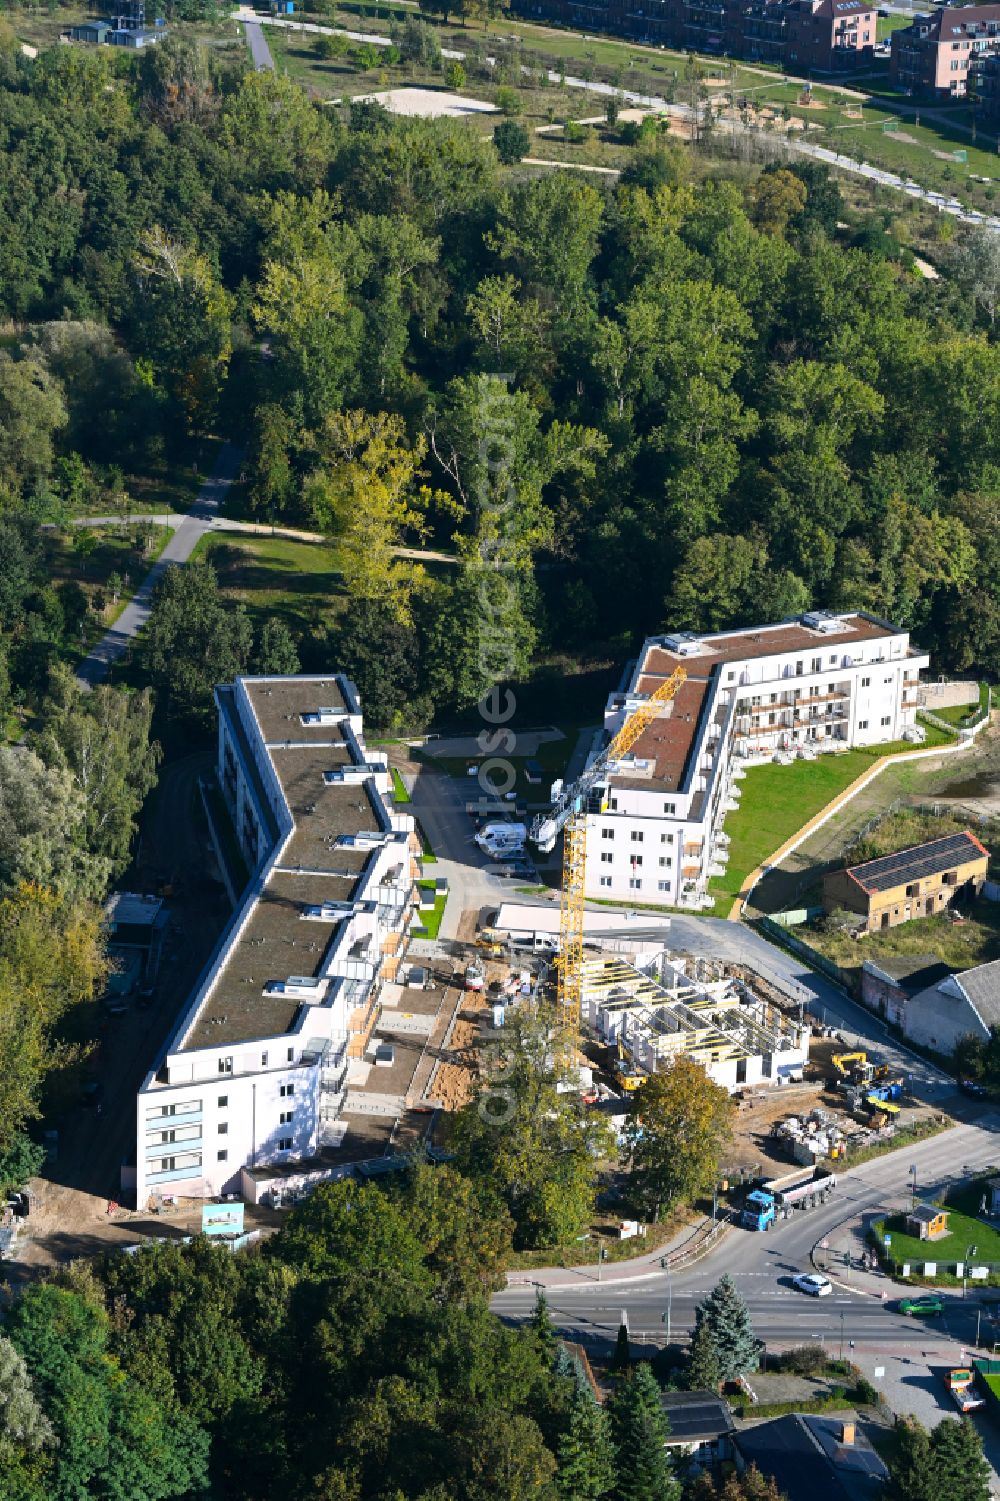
top-left (530, 666), bottom-right (687, 1047)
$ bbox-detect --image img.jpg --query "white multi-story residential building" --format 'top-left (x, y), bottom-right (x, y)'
top-left (584, 611), bottom-right (930, 909)
top-left (133, 674), bottom-right (416, 1207)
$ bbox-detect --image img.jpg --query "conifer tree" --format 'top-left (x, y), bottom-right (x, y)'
top-left (530, 1287), bottom-right (556, 1359)
top-left (885, 1420), bottom-right (935, 1501)
top-left (613, 1321), bottom-right (631, 1373)
top-left (695, 1275), bottom-right (758, 1384)
top-left (606, 1362), bottom-right (679, 1501)
top-left (928, 1418), bottom-right (991, 1501)
top-left (556, 1378), bottom-right (614, 1500)
top-left (685, 1318), bottom-right (721, 1392)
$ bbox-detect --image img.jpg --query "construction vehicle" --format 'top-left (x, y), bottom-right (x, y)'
top-left (476, 930), bottom-right (506, 957)
top-left (830, 1051), bottom-right (875, 1085)
top-left (612, 1042), bottom-right (647, 1093)
top-left (531, 665), bottom-right (687, 1047)
top-left (464, 961), bottom-right (485, 993)
top-left (742, 1166), bottom-right (836, 1230)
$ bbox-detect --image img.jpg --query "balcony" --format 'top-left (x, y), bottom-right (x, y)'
top-left (145, 1108), bottom-right (203, 1131)
top-left (146, 1163), bottom-right (203, 1185)
top-left (145, 1135), bottom-right (202, 1159)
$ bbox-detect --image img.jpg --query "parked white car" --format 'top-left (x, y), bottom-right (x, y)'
top-left (792, 1273), bottom-right (832, 1298)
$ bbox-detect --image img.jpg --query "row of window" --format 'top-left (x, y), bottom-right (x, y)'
top-left (600, 829), bottom-right (675, 843)
top-left (857, 717), bottom-right (892, 730)
top-left (605, 798), bottom-right (678, 816)
top-left (599, 854), bottom-right (674, 868)
top-left (218, 1049), bottom-right (296, 1075)
top-left (598, 877), bottom-right (674, 892)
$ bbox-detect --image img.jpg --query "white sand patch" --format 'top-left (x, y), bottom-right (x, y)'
top-left (354, 87), bottom-right (497, 118)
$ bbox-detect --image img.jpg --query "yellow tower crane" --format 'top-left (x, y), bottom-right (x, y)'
top-left (531, 665), bottom-right (687, 1047)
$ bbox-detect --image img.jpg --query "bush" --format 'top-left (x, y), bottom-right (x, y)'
top-left (496, 85), bottom-right (520, 116)
top-left (856, 1377), bottom-right (878, 1405)
top-left (314, 32), bottom-right (348, 59)
top-left (494, 119), bottom-right (531, 165)
top-left (780, 1345), bottom-right (829, 1377)
top-left (353, 42), bottom-right (382, 70)
top-left (564, 121), bottom-right (592, 144)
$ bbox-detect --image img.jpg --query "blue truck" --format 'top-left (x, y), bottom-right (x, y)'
top-left (741, 1166), bottom-right (837, 1231)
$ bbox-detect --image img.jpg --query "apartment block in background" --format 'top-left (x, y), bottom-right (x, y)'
top-left (890, 4), bottom-right (1000, 97)
top-left (509, 0), bottom-right (875, 69)
top-left (134, 674), bottom-right (418, 1207)
top-left (583, 612), bottom-right (929, 909)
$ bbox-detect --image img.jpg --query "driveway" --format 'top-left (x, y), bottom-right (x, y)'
top-left (76, 443), bottom-right (243, 688)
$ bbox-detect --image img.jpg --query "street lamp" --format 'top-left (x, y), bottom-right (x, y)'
top-left (964, 1244), bottom-right (978, 1299)
top-left (910, 1164), bottom-right (917, 1207)
top-left (839, 1311), bottom-right (846, 1361)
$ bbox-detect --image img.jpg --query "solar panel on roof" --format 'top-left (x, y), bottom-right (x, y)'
top-left (849, 832), bottom-right (983, 893)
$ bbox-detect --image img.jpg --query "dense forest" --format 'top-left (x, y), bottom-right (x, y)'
top-left (0, 30), bottom-right (995, 737)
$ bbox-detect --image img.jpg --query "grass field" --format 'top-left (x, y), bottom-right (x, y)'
top-left (46, 523), bottom-right (171, 652)
top-left (391, 767), bottom-right (411, 803)
top-left (191, 533), bottom-right (344, 638)
top-left (706, 728), bottom-right (958, 913)
top-left (876, 1185), bottom-right (1000, 1270)
top-left (810, 900), bottom-right (1000, 979)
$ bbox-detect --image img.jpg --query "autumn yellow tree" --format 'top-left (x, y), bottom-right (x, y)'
top-left (623, 1055), bottom-right (734, 1219)
top-left (305, 410), bottom-right (442, 623)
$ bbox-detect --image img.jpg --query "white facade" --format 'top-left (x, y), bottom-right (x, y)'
top-left (584, 612), bottom-right (929, 909)
top-left (135, 674), bottom-right (415, 1207)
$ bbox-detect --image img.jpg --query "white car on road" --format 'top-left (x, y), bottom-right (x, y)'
top-left (793, 1273), bottom-right (833, 1298)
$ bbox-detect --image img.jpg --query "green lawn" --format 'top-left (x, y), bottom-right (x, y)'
top-left (875, 1190), bottom-right (1000, 1272)
top-left (416, 881), bottom-right (447, 938)
top-left (391, 767), bottom-right (411, 803)
top-left (191, 533), bottom-right (345, 637)
top-left (930, 686), bottom-right (990, 728)
top-left (707, 728), bottom-right (956, 913)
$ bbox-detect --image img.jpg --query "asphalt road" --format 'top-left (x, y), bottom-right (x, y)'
top-left (244, 18), bottom-right (274, 70)
top-left (493, 1119), bottom-right (1000, 1357)
top-left (76, 443), bottom-right (243, 688)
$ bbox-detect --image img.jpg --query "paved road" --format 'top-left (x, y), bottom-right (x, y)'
top-left (244, 17), bottom-right (274, 71)
top-left (494, 1120), bottom-right (1000, 1460)
top-left (75, 444), bottom-right (243, 688)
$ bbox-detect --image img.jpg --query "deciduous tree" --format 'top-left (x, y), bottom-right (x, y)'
top-left (623, 1056), bottom-right (734, 1219)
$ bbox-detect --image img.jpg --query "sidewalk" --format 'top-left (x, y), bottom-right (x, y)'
top-left (76, 443), bottom-right (243, 687)
top-left (506, 1211), bottom-right (731, 1291)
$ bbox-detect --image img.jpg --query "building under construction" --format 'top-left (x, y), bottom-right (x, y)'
top-left (581, 953), bottom-right (810, 1092)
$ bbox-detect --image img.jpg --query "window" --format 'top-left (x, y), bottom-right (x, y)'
top-left (630, 831), bottom-right (643, 843)
top-left (726, 671), bottom-right (734, 682)
top-left (661, 832), bottom-right (674, 844)
top-left (795, 661), bottom-right (803, 676)
top-left (280, 1083), bottom-right (294, 1098)
top-left (659, 857), bottom-right (672, 868)
top-left (217, 1095), bottom-right (228, 1108)
top-left (279, 1110), bottom-right (294, 1125)
top-left (663, 802), bottom-right (676, 815)
top-left (599, 876), bottom-right (612, 888)
top-left (277, 1137), bottom-right (293, 1151)
top-left (951, 60), bottom-right (960, 69)
top-left (609, 797), bottom-right (619, 811)
top-left (829, 655), bottom-right (837, 665)
top-left (863, 29), bottom-right (869, 39)
top-left (217, 1150), bottom-right (228, 1162)
top-left (809, 685), bottom-right (819, 698)
top-left (858, 720), bottom-right (869, 730)
top-left (219, 1057), bottom-right (233, 1075)
top-left (261, 1051), bottom-right (269, 1068)
top-left (601, 827), bottom-right (614, 840)
top-left (287, 1048), bottom-right (294, 1062)
top-left (628, 878), bottom-right (642, 890)
top-left (861, 676), bottom-right (871, 687)
top-left (159, 1130), bottom-right (176, 1145)
top-left (601, 852), bottom-right (613, 864)
top-left (828, 683), bottom-right (836, 694)
top-left (218, 1123), bottom-right (228, 1136)
top-left (631, 856), bottom-right (643, 868)
top-left (881, 715), bottom-right (891, 727)
top-left (658, 881), bottom-right (671, 892)
top-left (811, 657), bottom-right (821, 672)
top-left (158, 1157), bottom-right (176, 1172)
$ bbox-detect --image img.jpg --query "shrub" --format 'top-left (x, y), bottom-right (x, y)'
top-left (493, 119), bottom-right (531, 164)
top-left (781, 1345), bottom-right (828, 1377)
top-left (496, 85), bottom-right (520, 116)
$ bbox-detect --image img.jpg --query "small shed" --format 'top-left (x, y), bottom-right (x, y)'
top-left (906, 1204), bottom-right (950, 1241)
top-left (69, 19), bottom-right (111, 42)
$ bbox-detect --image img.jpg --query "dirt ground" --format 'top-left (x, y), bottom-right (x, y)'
top-left (432, 991), bottom-right (491, 1110)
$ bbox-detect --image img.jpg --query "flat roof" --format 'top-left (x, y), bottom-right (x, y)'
top-left (611, 613), bottom-right (908, 798)
top-left (637, 614), bottom-right (899, 682)
top-left (177, 676), bottom-right (399, 1055)
top-left (243, 676), bottom-right (349, 746)
top-left (846, 831), bottom-right (987, 894)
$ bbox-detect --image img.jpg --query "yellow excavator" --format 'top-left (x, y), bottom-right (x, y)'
top-left (613, 1041), bottom-right (647, 1093)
